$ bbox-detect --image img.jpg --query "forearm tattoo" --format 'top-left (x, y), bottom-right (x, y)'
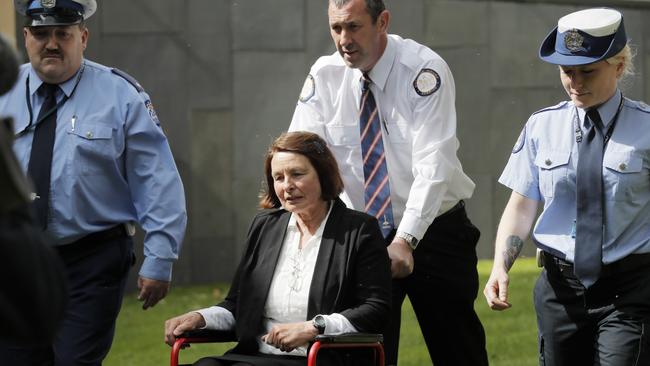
top-left (502, 235), bottom-right (524, 271)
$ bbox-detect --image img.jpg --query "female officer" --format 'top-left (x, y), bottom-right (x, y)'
top-left (484, 8), bottom-right (650, 365)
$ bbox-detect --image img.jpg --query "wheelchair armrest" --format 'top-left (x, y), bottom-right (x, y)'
top-left (308, 333), bottom-right (385, 366)
top-left (178, 329), bottom-right (236, 342)
top-left (314, 332), bottom-right (383, 344)
top-left (170, 329), bottom-right (236, 366)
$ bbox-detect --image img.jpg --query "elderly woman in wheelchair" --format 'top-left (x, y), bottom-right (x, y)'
top-left (165, 132), bottom-right (391, 366)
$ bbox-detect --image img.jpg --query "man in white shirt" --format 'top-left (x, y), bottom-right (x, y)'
top-left (290, 0), bottom-right (488, 364)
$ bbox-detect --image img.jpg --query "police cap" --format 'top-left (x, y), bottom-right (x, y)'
top-left (15, 0), bottom-right (97, 27)
top-left (539, 8), bottom-right (627, 66)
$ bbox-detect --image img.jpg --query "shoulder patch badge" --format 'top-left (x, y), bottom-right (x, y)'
top-left (299, 74), bottom-right (315, 103)
top-left (512, 126), bottom-right (526, 154)
top-left (413, 68), bottom-right (440, 96)
top-left (145, 100), bottom-right (160, 126)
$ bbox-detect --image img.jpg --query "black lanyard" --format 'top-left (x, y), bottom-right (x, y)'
top-left (573, 92), bottom-right (624, 148)
top-left (16, 63), bottom-right (86, 137)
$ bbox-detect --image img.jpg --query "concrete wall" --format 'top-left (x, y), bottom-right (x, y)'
top-left (10, 0), bottom-right (650, 286)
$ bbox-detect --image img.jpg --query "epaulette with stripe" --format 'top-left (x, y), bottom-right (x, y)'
top-left (531, 101), bottom-right (569, 116)
top-left (111, 68), bottom-right (144, 93)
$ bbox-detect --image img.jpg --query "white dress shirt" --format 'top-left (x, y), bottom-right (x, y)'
top-left (196, 202), bottom-right (356, 356)
top-left (290, 34), bottom-right (475, 240)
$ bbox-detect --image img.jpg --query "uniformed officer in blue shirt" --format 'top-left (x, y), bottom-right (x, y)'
top-left (484, 8), bottom-right (650, 365)
top-left (0, 1), bottom-right (187, 364)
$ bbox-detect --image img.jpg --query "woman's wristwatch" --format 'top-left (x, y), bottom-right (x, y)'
top-left (396, 231), bottom-right (419, 250)
top-left (312, 314), bottom-right (326, 334)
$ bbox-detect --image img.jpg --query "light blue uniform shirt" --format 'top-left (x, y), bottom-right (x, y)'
top-left (500, 90), bottom-right (650, 264)
top-left (0, 60), bottom-right (187, 281)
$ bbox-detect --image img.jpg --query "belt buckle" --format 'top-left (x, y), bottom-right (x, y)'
top-left (124, 222), bottom-right (136, 237)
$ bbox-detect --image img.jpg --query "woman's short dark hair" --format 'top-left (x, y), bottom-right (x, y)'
top-left (259, 132), bottom-right (344, 209)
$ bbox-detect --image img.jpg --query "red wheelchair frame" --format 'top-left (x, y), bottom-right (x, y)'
top-left (170, 330), bottom-right (384, 366)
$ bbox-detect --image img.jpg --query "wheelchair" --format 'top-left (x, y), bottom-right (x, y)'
top-left (170, 329), bottom-right (385, 366)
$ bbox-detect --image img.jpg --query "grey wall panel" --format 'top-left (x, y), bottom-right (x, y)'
top-left (387, 0), bottom-right (424, 42)
top-left (188, 0), bottom-right (230, 35)
top-left (190, 110), bottom-right (234, 240)
top-left (187, 0), bottom-right (232, 110)
top-left (489, 88), bottom-right (565, 166)
top-left (645, 10), bottom-right (650, 99)
top-left (190, 237), bottom-right (239, 284)
top-left (94, 35), bottom-right (190, 164)
top-left (437, 47), bottom-right (491, 175)
top-left (489, 2), bottom-right (574, 88)
top-left (101, 0), bottom-right (184, 34)
top-left (424, 1), bottom-right (488, 48)
top-left (232, 0), bottom-right (305, 51)
top-left (232, 51), bottom-right (307, 255)
top-left (617, 8), bottom-right (644, 101)
top-left (186, 34), bottom-right (233, 110)
top-left (305, 0), bottom-right (336, 70)
top-left (466, 174), bottom-right (496, 259)
top-left (646, 52), bottom-right (650, 100)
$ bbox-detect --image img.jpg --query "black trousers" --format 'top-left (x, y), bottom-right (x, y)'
top-left (0, 227), bottom-right (133, 366)
top-left (384, 202), bottom-right (488, 366)
top-left (535, 253), bottom-right (650, 366)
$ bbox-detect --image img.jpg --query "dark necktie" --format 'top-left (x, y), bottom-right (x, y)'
top-left (27, 83), bottom-right (59, 229)
top-left (359, 74), bottom-right (394, 237)
top-left (574, 109), bottom-right (604, 288)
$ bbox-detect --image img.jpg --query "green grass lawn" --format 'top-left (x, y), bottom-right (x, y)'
top-left (105, 258), bottom-right (540, 366)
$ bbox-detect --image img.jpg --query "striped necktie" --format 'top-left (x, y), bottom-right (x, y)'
top-left (27, 83), bottom-right (59, 229)
top-left (359, 74), bottom-right (394, 237)
top-left (574, 109), bottom-right (604, 288)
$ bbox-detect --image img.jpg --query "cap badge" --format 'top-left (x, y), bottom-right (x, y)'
top-left (564, 29), bottom-right (584, 53)
top-left (40, 0), bottom-right (57, 8)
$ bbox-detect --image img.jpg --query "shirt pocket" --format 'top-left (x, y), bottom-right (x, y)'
top-left (603, 151), bottom-right (648, 201)
top-left (535, 150), bottom-right (571, 198)
top-left (326, 124), bottom-right (359, 146)
top-left (66, 122), bottom-right (116, 176)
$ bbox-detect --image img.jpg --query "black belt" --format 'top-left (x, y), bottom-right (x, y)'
top-left (56, 225), bottom-right (127, 263)
top-left (543, 251), bottom-right (650, 279)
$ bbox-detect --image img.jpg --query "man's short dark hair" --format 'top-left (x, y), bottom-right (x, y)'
top-left (331, 0), bottom-right (386, 23)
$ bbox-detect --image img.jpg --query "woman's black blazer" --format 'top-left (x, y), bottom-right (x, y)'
top-left (218, 198), bottom-right (391, 354)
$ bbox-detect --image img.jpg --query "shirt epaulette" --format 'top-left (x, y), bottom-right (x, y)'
top-left (627, 99), bottom-right (650, 114)
top-left (531, 101), bottom-right (569, 116)
top-left (396, 38), bottom-right (431, 72)
top-left (111, 68), bottom-right (144, 93)
top-left (310, 53), bottom-right (345, 76)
